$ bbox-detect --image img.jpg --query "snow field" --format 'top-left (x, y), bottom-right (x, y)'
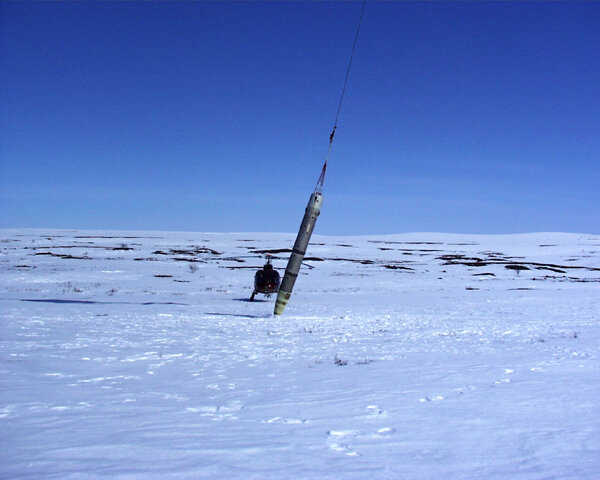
top-left (1, 230), bottom-right (599, 479)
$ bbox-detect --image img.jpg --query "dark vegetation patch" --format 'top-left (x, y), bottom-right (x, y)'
top-left (253, 248), bottom-right (292, 255)
top-left (404, 242), bottom-right (443, 245)
top-left (34, 252), bottom-right (91, 260)
top-left (533, 261), bottom-right (598, 271)
top-left (330, 258), bottom-right (374, 265)
top-left (439, 255), bottom-right (494, 267)
top-left (16, 234), bottom-right (73, 238)
top-left (172, 247), bottom-right (221, 255)
top-left (462, 260), bottom-right (491, 267)
top-left (533, 276), bottom-right (600, 283)
top-left (393, 248), bottom-right (443, 253)
top-left (369, 241), bottom-right (403, 245)
top-left (153, 246), bottom-right (221, 256)
top-left (376, 247), bottom-right (441, 253)
top-left (383, 265), bottom-right (414, 271)
top-left (220, 257), bottom-right (246, 263)
top-left (439, 254), bottom-right (482, 262)
top-left (505, 264), bottom-right (530, 273)
top-left (222, 265), bottom-right (265, 270)
top-left (535, 266), bottom-right (566, 273)
top-left (223, 256), bottom-right (413, 271)
top-left (438, 253), bottom-right (599, 273)
top-left (324, 257), bottom-right (415, 269)
top-left (25, 245), bottom-right (132, 251)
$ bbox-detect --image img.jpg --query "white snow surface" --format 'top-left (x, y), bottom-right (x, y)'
top-left (1, 229), bottom-right (599, 479)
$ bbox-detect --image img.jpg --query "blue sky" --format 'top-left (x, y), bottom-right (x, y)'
top-left (1, 1), bottom-right (598, 235)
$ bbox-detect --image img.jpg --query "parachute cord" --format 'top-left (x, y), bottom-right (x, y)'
top-left (333, 0), bottom-right (366, 131)
top-left (315, 0), bottom-right (366, 194)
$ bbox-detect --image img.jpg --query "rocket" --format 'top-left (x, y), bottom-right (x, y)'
top-left (272, 0), bottom-right (364, 315)
top-left (274, 191), bottom-right (324, 315)
top-left (274, 125), bottom-right (328, 316)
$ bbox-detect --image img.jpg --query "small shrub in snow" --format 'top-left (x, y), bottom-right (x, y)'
top-left (334, 354), bottom-right (348, 366)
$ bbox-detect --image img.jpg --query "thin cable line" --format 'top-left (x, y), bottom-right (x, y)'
top-left (315, 0), bottom-right (367, 193)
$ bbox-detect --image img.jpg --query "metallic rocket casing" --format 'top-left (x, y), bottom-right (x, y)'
top-left (274, 192), bottom-right (324, 315)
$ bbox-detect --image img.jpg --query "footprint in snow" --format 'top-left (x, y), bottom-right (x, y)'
top-left (365, 405), bottom-right (386, 418)
top-left (187, 401), bottom-right (244, 421)
top-left (327, 430), bottom-right (360, 457)
top-left (218, 400), bottom-right (244, 413)
top-left (371, 427), bottom-right (396, 438)
top-left (326, 427), bottom-right (396, 456)
top-left (454, 384), bottom-right (477, 395)
top-left (0, 406), bottom-right (17, 419)
top-left (420, 395), bottom-right (445, 403)
top-left (494, 368), bottom-right (515, 384)
top-left (162, 393), bottom-right (189, 402)
top-left (421, 383), bottom-right (478, 403)
top-left (187, 406), bottom-right (218, 415)
top-left (260, 417), bottom-right (307, 425)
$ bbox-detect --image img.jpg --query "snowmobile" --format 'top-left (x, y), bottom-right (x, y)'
top-left (250, 256), bottom-right (280, 301)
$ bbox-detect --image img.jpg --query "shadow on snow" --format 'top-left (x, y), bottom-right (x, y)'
top-left (205, 312), bottom-right (271, 319)
top-left (20, 298), bottom-right (188, 306)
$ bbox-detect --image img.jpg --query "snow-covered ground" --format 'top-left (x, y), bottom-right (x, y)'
top-left (1, 229), bottom-right (599, 479)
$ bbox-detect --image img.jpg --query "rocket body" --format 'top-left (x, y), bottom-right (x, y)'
top-left (274, 192), bottom-right (323, 315)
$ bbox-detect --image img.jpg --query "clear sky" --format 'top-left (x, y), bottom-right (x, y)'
top-left (1, 1), bottom-right (598, 235)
